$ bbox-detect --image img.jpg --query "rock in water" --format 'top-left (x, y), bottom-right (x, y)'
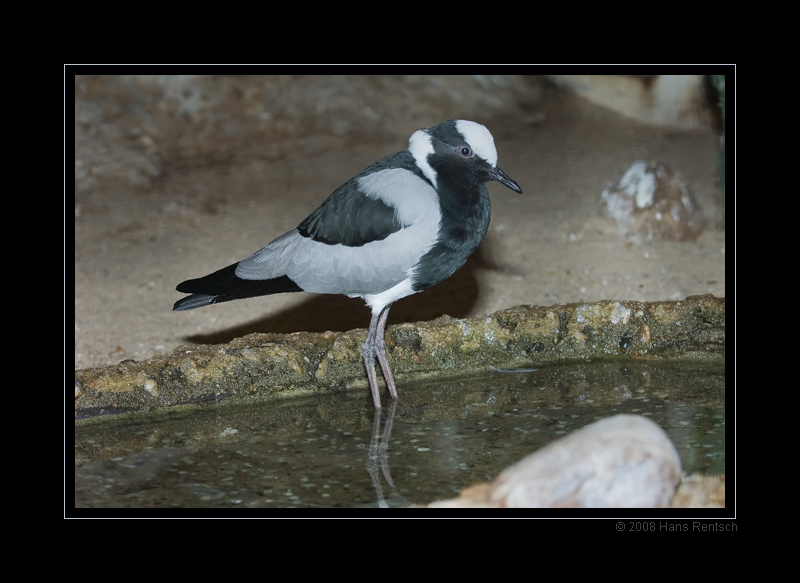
top-left (488, 414), bottom-right (682, 508)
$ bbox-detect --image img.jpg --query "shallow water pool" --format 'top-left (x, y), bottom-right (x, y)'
top-left (74, 359), bottom-right (725, 508)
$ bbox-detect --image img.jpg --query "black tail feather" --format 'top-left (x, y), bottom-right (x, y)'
top-left (173, 263), bottom-right (303, 311)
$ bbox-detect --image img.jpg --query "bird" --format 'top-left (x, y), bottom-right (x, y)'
top-left (173, 119), bottom-right (522, 410)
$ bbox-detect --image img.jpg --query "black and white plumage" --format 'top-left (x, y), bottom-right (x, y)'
top-left (174, 119), bottom-right (522, 409)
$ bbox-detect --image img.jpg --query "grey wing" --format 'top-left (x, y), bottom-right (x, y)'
top-left (235, 167), bottom-right (442, 296)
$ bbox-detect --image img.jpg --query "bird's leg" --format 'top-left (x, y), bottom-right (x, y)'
top-left (362, 303), bottom-right (397, 410)
top-left (363, 309), bottom-right (383, 410)
top-left (373, 304), bottom-right (398, 400)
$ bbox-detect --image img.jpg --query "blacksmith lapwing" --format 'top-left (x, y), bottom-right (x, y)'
top-left (174, 119), bottom-right (522, 409)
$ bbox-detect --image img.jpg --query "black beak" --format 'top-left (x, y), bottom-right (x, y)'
top-left (491, 166), bottom-right (523, 194)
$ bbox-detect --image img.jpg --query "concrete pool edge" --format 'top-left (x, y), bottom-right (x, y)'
top-left (74, 295), bottom-right (725, 416)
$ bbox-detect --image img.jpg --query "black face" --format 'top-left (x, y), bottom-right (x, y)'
top-left (426, 138), bottom-right (520, 194)
top-left (429, 136), bottom-right (489, 181)
top-left (422, 121), bottom-right (521, 194)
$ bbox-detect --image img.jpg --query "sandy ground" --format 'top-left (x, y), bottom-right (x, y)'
top-left (73, 76), bottom-right (725, 371)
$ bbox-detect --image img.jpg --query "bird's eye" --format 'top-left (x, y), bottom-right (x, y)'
top-left (457, 145), bottom-right (473, 158)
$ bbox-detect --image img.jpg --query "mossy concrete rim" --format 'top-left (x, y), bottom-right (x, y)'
top-left (74, 295), bottom-right (724, 417)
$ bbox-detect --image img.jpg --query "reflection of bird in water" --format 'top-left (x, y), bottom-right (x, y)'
top-left (366, 400), bottom-right (405, 508)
